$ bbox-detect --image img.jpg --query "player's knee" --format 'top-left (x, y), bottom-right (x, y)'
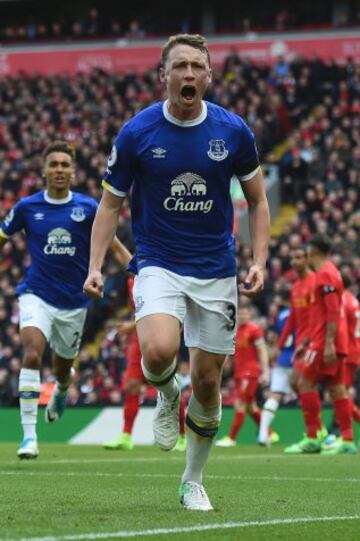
top-left (142, 339), bottom-right (177, 367)
top-left (23, 346), bottom-right (42, 369)
top-left (196, 373), bottom-right (219, 397)
top-left (290, 372), bottom-right (298, 390)
top-left (297, 376), bottom-right (313, 393)
top-left (126, 379), bottom-right (141, 394)
top-left (329, 385), bottom-right (345, 402)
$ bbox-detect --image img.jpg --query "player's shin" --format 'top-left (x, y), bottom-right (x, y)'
top-left (123, 394), bottom-right (140, 434)
top-left (229, 411), bottom-right (245, 440)
top-left (19, 368), bottom-right (41, 440)
top-left (334, 397), bottom-right (354, 441)
top-left (182, 393), bottom-right (221, 485)
top-left (141, 357), bottom-right (178, 399)
top-left (259, 397), bottom-right (279, 443)
top-left (351, 400), bottom-right (360, 424)
top-left (299, 391), bottom-right (322, 438)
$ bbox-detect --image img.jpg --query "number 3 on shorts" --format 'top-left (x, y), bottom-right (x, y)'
top-left (226, 304), bottom-right (236, 331)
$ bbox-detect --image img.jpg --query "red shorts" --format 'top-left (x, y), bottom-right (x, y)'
top-left (235, 375), bottom-right (259, 402)
top-left (302, 349), bottom-right (345, 386)
top-left (123, 331), bottom-right (144, 383)
top-left (344, 363), bottom-right (358, 388)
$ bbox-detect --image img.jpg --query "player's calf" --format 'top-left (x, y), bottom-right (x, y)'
top-left (45, 367), bottom-right (75, 424)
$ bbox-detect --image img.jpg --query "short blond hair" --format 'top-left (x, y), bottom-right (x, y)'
top-left (161, 34), bottom-right (210, 67)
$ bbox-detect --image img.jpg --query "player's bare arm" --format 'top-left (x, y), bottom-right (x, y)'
top-left (118, 319), bottom-right (136, 339)
top-left (256, 340), bottom-right (270, 386)
top-left (324, 321), bottom-right (337, 365)
top-left (110, 236), bottom-right (132, 270)
top-left (84, 190), bottom-right (125, 299)
top-left (239, 170), bottom-right (270, 297)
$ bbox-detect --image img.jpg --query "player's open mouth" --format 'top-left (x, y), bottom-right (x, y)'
top-left (181, 85), bottom-right (196, 102)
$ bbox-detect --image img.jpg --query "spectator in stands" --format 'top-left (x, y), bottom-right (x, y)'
top-left (0, 44), bottom-right (359, 414)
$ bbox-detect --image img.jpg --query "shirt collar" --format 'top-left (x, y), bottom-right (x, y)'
top-left (44, 190), bottom-right (73, 204)
top-left (162, 100), bottom-right (207, 127)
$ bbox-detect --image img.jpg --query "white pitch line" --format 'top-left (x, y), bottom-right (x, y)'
top-left (0, 453), bottom-right (327, 465)
top-left (1, 470), bottom-right (360, 484)
top-left (2, 515), bottom-right (360, 541)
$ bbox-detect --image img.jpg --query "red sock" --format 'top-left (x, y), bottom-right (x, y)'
top-left (123, 394), bottom-right (140, 434)
top-left (334, 397), bottom-right (354, 441)
top-left (299, 391), bottom-right (322, 438)
top-left (179, 396), bottom-right (186, 436)
top-left (250, 410), bottom-right (260, 426)
top-left (351, 401), bottom-right (360, 424)
top-left (229, 411), bottom-right (245, 440)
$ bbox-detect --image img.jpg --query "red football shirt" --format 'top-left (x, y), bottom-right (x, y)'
top-left (234, 322), bottom-right (264, 377)
top-left (309, 260), bottom-right (348, 355)
top-left (278, 271), bottom-right (316, 349)
top-left (343, 289), bottom-right (360, 363)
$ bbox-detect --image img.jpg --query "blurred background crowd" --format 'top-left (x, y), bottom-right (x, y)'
top-left (1, 0), bottom-right (360, 43)
top-left (0, 1), bottom-right (359, 411)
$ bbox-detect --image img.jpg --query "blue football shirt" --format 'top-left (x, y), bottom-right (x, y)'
top-left (103, 100), bottom-right (260, 279)
top-left (0, 190), bottom-right (98, 309)
top-left (275, 308), bottom-right (295, 368)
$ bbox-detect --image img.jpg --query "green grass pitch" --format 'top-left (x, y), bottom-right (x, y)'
top-left (0, 444), bottom-right (359, 541)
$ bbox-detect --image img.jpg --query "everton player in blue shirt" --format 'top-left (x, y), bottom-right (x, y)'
top-left (258, 307), bottom-right (295, 446)
top-left (84, 34), bottom-right (270, 510)
top-left (0, 141), bottom-right (131, 459)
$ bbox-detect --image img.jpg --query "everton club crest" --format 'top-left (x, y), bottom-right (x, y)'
top-left (207, 139), bottom-right (229, 161)
top-left (70, 207), bottom-right (86, 222)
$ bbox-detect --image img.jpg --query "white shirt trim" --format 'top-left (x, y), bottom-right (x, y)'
top-left (162, 100), bottom-right (207, 127)
top-left (238, 166), bottom-right (260, 182)
top-left (44, 190), bottom-right (73, 204)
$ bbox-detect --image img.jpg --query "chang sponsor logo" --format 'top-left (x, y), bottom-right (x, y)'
top-left (44, 228), bottom-right (76, 256)
top-left (163, 172), bottom-right (213, 214)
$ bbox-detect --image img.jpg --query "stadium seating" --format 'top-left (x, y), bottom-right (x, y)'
top-left (0, 52), bottom-right (359, 406)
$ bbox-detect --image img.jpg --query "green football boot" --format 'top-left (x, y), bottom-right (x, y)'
top-left (284, 436), bottom-right (321, 454)
top-left (173, 434), bottom-right (187, 452)
top-left (321, 438), bottom-right (358, 455)
top-left (103, 432), bottom-right (134, 450)
top-left (317, 425), bottom-right (328, 442)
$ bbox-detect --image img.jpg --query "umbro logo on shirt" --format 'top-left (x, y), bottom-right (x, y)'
top-left (34, 213), bottom-right (44, 220)
top-left (152, 147), bottom-right (167, 159)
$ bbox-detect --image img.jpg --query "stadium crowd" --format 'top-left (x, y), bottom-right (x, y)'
top-left (0, 50), bottom-right (359, 409)
top-left (1, 3), bottom-right (360, 44)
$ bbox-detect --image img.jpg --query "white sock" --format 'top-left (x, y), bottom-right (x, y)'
top-left (141, 358), bottom-right (178, 400)
top-left (182, 393), bottom-right (221, 485)
top-left (19, 368), bottom-right (41, 441)
top-left (259, 397), bottom-right (279, 442)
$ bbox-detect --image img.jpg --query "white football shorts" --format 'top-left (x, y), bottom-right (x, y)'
top-left (270, 366), bottom-right (293, 395)
top-left (133, 266), bottom-right (237, 354)
top-left (19, 293), bottom-right (87, 359)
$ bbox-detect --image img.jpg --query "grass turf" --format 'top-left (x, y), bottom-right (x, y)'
top-left (0, 443), bottom-right (359, 541)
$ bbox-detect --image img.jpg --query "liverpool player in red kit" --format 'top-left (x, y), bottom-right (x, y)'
top-left (286, 235), bottom-right (357, 455)
top-left (342, 274), bottom-right (360, 399)
top-left (323, 273), bottom-right (360, 446)
top-left (278, 248), bottom-right (316, 389)
top-left (216, 306), bottom-right (270, 447)
top-left (259, 247), bottom-right (318, 446)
